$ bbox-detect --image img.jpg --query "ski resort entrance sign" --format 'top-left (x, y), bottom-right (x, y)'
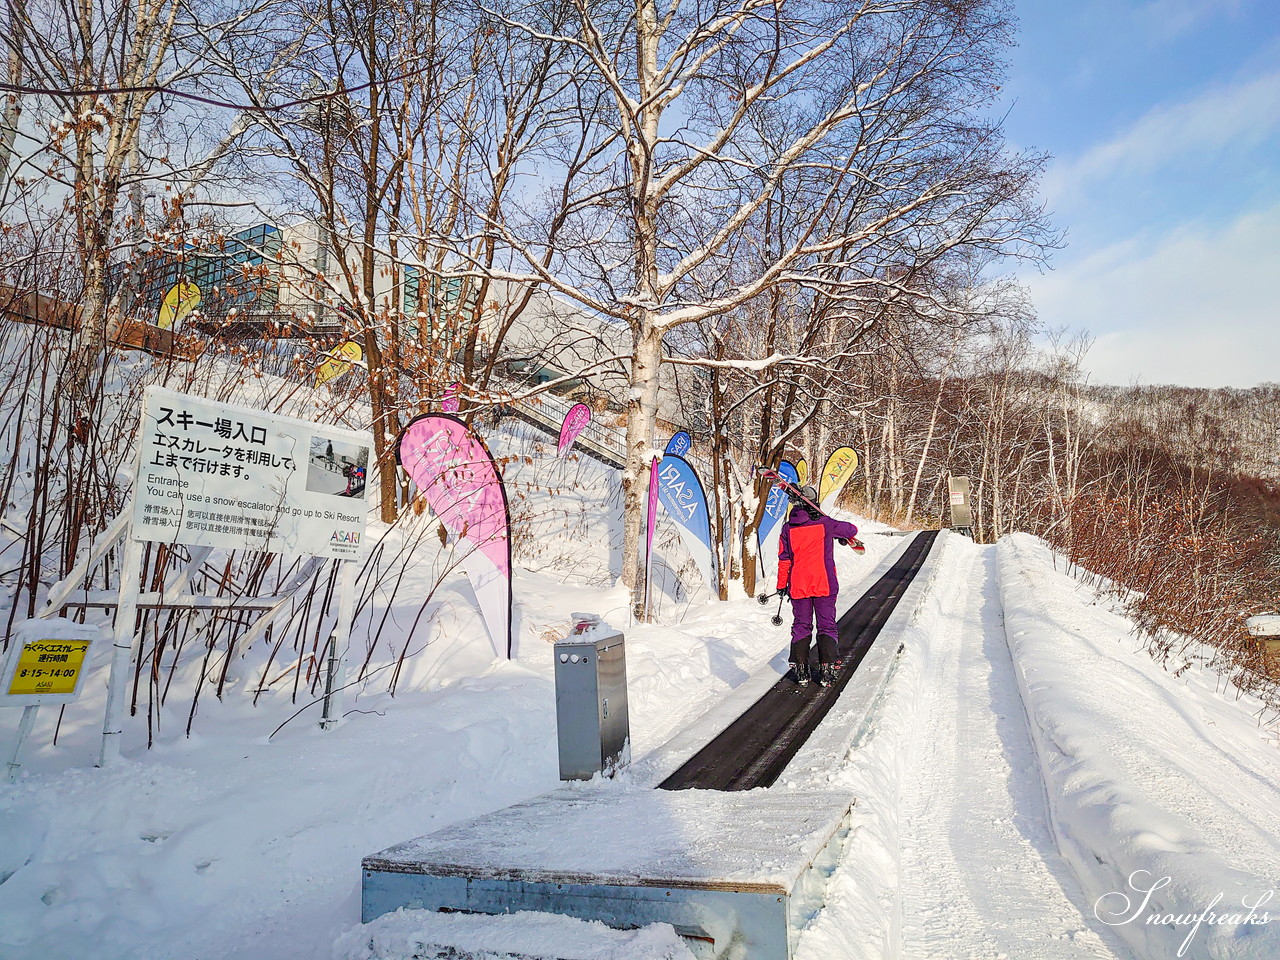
top-left (96, 387), bottom-right (373, 766)
top-left (132, 387), bottom-right (370, 559)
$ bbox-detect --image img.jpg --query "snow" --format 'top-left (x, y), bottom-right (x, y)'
top-left (998, 533), bottom-right (1280, 960)
top-left (892, 538), bottom-right (1128, 958)
top-left (4, 511), bottom-right (1279, 959)
top-left (559, 614), bottom-right (621, 645)
top-left (0, 406), bottom-right (827, 958)
top-left (366, 787), bottom-right (851, 891)
top-left (2, 334), bottom-right (1279, 958)
top-left (761, 532), bottom-right (1279, 960)
top-left (335, 909), bottom-right (696, 960)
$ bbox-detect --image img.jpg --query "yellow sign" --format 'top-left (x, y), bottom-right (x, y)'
top-left (818, 447), bottom-right (859, 506)
top-left (156, 280), bottom-right (202, 330)
top-left (314, 340), bottom-right (364, 387)
top-left (7, 639), bottom-right (91, 696)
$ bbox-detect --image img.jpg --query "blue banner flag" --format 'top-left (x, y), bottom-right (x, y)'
top-left (758, 464), bottom-right (796, 586)
top-left (655, 454), bottom-right (717, 592)
top-left (664, 431), bottom-right (692, 458)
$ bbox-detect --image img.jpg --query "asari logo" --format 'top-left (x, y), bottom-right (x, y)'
top-left (331, 529), bottom-right (361, 545)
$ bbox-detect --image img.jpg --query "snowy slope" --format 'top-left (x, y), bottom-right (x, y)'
top-left (800, 535), bottom-right (1279, 960)
top-left (0, 587), bottom-right (786, 960)
top-left (0, 554), bottom-right (897, 960)
top-left (793, 535), bottom-right (1128, 960)
top-left (998, 533), bottom-right (1280, 960)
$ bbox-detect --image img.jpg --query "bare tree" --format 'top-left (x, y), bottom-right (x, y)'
top-left (217, 0), bottom-right (459, 520)
top-left (0, 0), bottom-right (265, 395)
top-left (461, 0), bottom-right (1050, 613)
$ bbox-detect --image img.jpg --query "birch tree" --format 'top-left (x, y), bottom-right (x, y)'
top-left (0, 0), bottom-right (267, 395)
top-left (219, 0), bottom-right (460, 520)
top-left (468, 0), bottom-right (1049, 611)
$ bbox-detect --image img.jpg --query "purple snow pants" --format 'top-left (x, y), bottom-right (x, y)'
top-left (790, 594), bottom-right (839, 666)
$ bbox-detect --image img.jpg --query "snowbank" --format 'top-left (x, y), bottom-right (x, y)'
top-left (789, 531), bottom-right (954, 960)
top-left (333, 909), bottom-right (695, 960)
top-left (997, 532), bottom-right (1280, 960)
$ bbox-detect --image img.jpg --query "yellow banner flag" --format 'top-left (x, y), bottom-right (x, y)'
top-left (156, 280), bottom-right (201, 330)
top-left (818, 447), bottom-right (859, 507)
top-left (314, 340), bottom-right (364, 387)
top-left (796, 459), bottom-right (808, 485)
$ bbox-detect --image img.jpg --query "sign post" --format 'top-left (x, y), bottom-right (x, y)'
top-left (99, 386), bottom-right (373, 764)
top-left (321, 561), bottom-right (358, 729)
top-left (3, 618), bottom-right (103, 780)
top-left (6, 706), bottom-right (37, 782)
top-left (100, 538), bottom-right (144, 767)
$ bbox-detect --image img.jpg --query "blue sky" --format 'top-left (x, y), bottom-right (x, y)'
top-left (1001, 0), bottom-right (1280, 387)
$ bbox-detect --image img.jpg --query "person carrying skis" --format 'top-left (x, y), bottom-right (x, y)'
top-left (777, 485), bottom-right (860, 687)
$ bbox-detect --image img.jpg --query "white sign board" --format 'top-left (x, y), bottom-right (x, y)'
top-left (132, 386), bottom-right (371, 561)
top-left (947, 475), bottom-right (972, 528)
top-left (1246, 615), bottom-right (1280, 637)
top-left (2, 618), bottom-right (102, 707)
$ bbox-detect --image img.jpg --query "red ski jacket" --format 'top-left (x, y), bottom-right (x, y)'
top-left (777, 506), bottom-right (860, 599)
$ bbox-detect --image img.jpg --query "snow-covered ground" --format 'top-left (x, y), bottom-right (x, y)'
top-left (2, 343), bottom-right (1278, 958)
top-left (888, 540), bottom-right (1130, 959)
top-left (5, 521), bottom-right (1278, 959)
top-left (998, 534), bottom-right (1280, 960)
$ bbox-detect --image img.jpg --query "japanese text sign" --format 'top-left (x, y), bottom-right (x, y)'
top-left (131, 387), bottom-right (372, 561)
top-left (2, 619), bottom-right (101, 706)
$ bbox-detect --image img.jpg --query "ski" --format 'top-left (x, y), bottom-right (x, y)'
top-left (756, 466), bottom-right (866, 554)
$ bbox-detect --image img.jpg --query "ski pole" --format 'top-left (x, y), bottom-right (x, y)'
top-left (771, 590), bottom-right (785, 626)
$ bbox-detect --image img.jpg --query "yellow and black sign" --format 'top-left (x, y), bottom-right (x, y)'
top-left (314, 340), bottom-right (364, 388)
top-left (7, 639), bottom-right (92, 697)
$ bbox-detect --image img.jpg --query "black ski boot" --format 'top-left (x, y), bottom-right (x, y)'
top-left (817, 663), bottom-right (837, 687)
top-left (816, 634), bottom-right (839, 667)
top-left (790, 661), bottom-right (811, 685)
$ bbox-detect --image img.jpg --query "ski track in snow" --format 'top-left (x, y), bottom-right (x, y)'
top-left (895, 541), bottom-right (1131, 960)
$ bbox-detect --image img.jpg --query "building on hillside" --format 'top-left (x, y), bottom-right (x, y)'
top-left (116, 222), bottom-right (709, 433)
top-left (119, 222), bottom-right (390, 338)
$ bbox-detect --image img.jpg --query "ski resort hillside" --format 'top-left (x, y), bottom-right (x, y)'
top-left (3, 1), bottom-right (1280, 956)
top-left (1, 339), bottom-right (1278, 959)
top-left (2, 525), bottom-right (1278, 959)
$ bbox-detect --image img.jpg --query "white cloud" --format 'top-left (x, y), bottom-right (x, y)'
top-left (1027, 203), bottom-right (1280, 388)
top-left (1041, 70), bottom-right (1280, 205)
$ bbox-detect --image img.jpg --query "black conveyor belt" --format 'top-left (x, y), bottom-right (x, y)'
top-left (659, 530), bottom-right (940, 792)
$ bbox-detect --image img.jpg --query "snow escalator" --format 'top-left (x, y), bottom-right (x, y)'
top-left (659, 529), bottom-right (939, 791)
top-left (361, 531), bottom-right (942, 960)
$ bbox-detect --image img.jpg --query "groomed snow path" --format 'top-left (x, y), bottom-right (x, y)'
top-left (895, 538), bottom-right (1132, 959)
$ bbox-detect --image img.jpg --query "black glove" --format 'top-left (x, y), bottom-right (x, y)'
top-left (777, 586), bottom-right (788, 598)
top-left (837, 538), bottom-right (848, 546)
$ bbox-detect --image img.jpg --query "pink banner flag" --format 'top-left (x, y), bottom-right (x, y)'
top-left (557, 402), bottom-right (592, 457)
top-left (397, 414), bottom-right (512, 658)
top-left (441, 382), bottom-right (461, 413)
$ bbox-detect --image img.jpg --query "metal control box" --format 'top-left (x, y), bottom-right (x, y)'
top-left (554, 616), bottom-right (630, 780)
top-left (948, 474), bottom-right (973, 533)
